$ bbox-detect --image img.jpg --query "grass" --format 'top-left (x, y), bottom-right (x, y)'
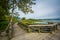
top-left (20, 19), bottom-right (41, 25)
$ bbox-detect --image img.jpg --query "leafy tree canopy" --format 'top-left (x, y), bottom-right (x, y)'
top-left (9, 0), bottom-right (36, 13)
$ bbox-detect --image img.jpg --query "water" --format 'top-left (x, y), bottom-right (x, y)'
top-left (34, 19), bottom-right (60, 24)
top-left (34, 22), bottom-right (48, 24)
top-left (45, 19), bottom-right (60, 23)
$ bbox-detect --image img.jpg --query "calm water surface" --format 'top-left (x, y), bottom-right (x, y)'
top-left (45, 19), bottom-right (60, 23)
top-left (34, 19), bottom-right (60, 24)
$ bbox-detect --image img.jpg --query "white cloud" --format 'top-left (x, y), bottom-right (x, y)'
top-left (15, 0), bottom-right (60, 19)
top-left (24, 1), bottom-right (58, 19)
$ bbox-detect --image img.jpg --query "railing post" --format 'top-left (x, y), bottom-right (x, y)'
top-left (38, 27), bottom-right (40, 33)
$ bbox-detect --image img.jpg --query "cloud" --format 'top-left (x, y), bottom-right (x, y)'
top-left (16, 0), bottom-right (60, 19)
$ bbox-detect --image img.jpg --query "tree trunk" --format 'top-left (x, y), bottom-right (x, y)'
top-left (7, 0), bottom-right (15, 39)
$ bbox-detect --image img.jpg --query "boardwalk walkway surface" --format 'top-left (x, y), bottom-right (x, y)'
top-left (13, 23), bottom-right (26, 37)
top-left (11, 23), bottom-right (60, 40)
top-left (0, 23), bottom-right (60, 40)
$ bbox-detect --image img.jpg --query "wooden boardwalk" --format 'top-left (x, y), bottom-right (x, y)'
top-left (27, 23), bottom-right (58, 33)
top-left (28, 23), bottom-right (58, 27)
top-left (0, 23), bottom-right (60, 40)
top-left (11, 23), bottom-right (60, 40)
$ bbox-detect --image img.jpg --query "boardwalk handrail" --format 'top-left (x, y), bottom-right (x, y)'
top-left (28, 23), bottom-right (58, 27)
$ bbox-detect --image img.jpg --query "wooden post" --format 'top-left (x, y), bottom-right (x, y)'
top-left (28, 27), bottom-right (31, 33)
top-left (53, 26), bottom-right (55, 32)
top-left (56, 25), bottom-right (57, 30)
top-left (38, 27), bottom-right (40, 33)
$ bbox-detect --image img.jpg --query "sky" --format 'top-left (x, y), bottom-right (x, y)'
top-left (15, 0), bottom-right (60, 19)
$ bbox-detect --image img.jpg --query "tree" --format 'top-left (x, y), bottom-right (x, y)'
top-left (7, 0), bottom-right (36, 39)
top-left (9, 0), bottom-right (36, 24)
top-left (0, 0), bottom-right (10, 36)
top-left (8, 0), bottom-right (36, 29)
top-left (0, 0), bottom-right (9, 31)
top-left (0, 0), bottom-right (9, 20)
top-left (0, 0), bottom-right (36, 39)
top-left (22, 17), bottom-right (26, 20)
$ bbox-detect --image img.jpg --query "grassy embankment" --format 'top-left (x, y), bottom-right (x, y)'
top-left (20, 19), bottom-right (42, 25)
top-left (18, 19), bottom-right (42, 32)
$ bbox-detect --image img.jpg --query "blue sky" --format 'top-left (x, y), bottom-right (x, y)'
top-left (15, 0), bottom-right (60, 19)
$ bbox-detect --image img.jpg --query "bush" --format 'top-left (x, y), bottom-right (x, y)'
top-left (0, 20), bottom-right (9, 32)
